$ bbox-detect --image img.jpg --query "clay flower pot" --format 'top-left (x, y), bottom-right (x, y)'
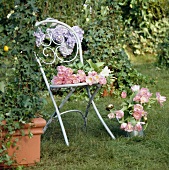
top-left (0, 118), bottom-right (46, 169)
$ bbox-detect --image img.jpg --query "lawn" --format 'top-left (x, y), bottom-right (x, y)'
top-left (26, 63), bottom-right (169, 170)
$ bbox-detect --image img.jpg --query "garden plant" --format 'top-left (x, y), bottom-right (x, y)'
top-left (0, 0), bottom-right (46, 166)
top-left (0, 0), bottom-right (169, 169)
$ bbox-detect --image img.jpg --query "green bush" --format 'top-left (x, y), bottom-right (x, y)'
top-left (157, 29), bottom-right (169, 68)
top-left (81, 0), bottom-right (147, 94)
top-left (119, 0), bottom-right (169, 55)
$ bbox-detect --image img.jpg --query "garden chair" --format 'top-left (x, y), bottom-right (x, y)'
top-left (34, 18), bottom-right (116, 146)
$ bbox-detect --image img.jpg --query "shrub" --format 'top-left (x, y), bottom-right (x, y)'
top-left (156, 28), bottom-right (169, 68)
top-left (119, 0), bottom-right (169, 55)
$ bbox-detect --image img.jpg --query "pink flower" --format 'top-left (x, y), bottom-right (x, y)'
top-left (134, 123), bottom-right (143, 131)
top-left (131, 85), bottom-right (140, 92)
top-left (51, 76), bottom-right (63, 85)
top-left (65, 67), bottom-right (73, 75)
top-left (133, 88), bottom-right (152, 104)
top-left (133, 94), bottom-right (141, 102)
top-left (108, 113), bottom-right (115, 119)
top-left (86, 75), bottom-right (94, 85)
top-left (120, 123), bottom-right (127, 130)
top-left (121, 91), bottom-right (127, 98)
top-left (77, 70), bottom-right (86, 82)
top-left (99, 76), bottom-right (107, 85)
top-left (156, 92), bottom-right (166, 106)
top-left (139, 88), bottom-right (150, 96)
top-left (134, 104), bottom-right (143, 111)
top-left (133, 104), bottom-right (147, 118)
top-left (71, 74), bottom-right (80, 84)
top-left (88, 71), bottom-right (98, 76)
top-left (115, 110), bottom-right (124, 119)
top-left (124, 122), bottom-right (134, 132)
top-left (93, 74), bottom-right (100, 84)
top-left (57, 65), bottom-right (67, 72)
top-left (140, 95), bottom-right (150, 104)
top-left (64, 78), bottom-right (72, 84)
top-left (132, 110), bottom-right (143, 120)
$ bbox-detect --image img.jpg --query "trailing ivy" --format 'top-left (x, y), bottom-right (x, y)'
top-left (0, 0), bottom-right (46, 166)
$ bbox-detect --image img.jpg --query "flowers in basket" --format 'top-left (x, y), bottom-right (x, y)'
top-left (51, 65), bottom-right (111, 86)
top-left (107, 85), bottom-right (166, 133)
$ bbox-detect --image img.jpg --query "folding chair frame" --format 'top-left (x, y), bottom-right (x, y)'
top-left (34, 18), bottom-right (115, 146)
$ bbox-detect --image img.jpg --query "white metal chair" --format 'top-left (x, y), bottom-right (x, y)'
top-left (34, 18), bottom-right (115, 146)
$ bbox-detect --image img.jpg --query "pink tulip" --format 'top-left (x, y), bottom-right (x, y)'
top-left (115, 110), bottom-right (124, 119)
top-left (108, 113), bottom-right (115, 119)
top-left (134, 104), bottom-right (143, 111)
top-left (120, 123), bottom-right (127, 130)
top-left (134, 123), bottom-right (143, 131)
top-left (125, 122), bottom-right (134, 132)
top-left (156, 92), bottom-right (166, 106)
top-left (132, 110), bottom-right (143, 120)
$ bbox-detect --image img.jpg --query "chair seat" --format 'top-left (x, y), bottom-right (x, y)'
top-left (50, 83), bottom-right (99, 88)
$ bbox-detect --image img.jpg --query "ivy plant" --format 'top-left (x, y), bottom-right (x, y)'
top-left (0, 0), bottom-right (45, 166)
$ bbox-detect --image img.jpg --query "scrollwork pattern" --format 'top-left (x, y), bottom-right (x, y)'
top-left (34, 18), bottom-right (84, 64)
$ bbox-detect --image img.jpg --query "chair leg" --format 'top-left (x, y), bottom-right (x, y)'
top-left (85, 86), bottom-right (116, 140)
top-left (43, 111), bottom-right (56, 133)
top-left (55, 108), bottom-right (70, 146)
top-left (91, 100), bottom-right (116, 139)
top-left (50, 92), bottom-right (70, 146)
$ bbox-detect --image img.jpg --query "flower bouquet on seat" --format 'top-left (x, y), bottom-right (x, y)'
top-left (107, 85), bottom-right (166, 136)
top-left (51, 59), bottom-right (111, 86)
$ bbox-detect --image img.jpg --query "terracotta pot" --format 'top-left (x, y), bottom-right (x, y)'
top-left (0, 118), bottom-right (46, 169)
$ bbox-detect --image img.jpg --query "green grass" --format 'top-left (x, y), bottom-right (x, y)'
top-left (26, 63), bottom-right (169, 170)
